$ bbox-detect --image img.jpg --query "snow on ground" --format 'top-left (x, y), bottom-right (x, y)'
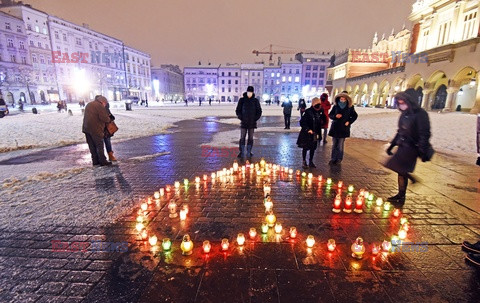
top-left (1, 102), bottom-right (476, 158)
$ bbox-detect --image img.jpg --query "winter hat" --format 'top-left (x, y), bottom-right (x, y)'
top-left (320, 93), bottom-right (328, 101)
top-left (312, 97), bottom-right (321, 107)
top-left (247, 86), bottom-right (254, 93)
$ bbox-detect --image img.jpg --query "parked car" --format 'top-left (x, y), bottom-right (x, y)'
top-left (124, 96), bottom-right (139, 104)
top-left (0, 99), bottom-right (8, 118)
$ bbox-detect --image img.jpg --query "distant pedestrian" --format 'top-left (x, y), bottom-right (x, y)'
top-left (281, 99), bottom-right (293, 129)
top-left (385, 88), bottom-right (433, 205)
top-left (297, 97), bottom-right (326, 168)
top-left (328, 92), bottom-right (358, 165)
top-left (199, 99), bottom-right (202, 106)
top-left (184, 98), bottom-right (188, 106)
top-left (297, 98), bottom-right (307, 117)
top-left (236, 86), bottom-right (262, 158)
top-left (320, 93), bottom-right (331, 144)
top-left (82, 95), bottom-right (112, 166)
top-left (104, 101), bottom-right (117, 162)
top-left (209, 98), bottom-right (212, 106)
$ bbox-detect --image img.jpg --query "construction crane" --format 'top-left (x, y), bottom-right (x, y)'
top-left (252, 44), bottom-right (331, 65)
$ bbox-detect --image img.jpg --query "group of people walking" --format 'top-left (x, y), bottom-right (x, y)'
top-left (234, 86), bottom-right (435, 207)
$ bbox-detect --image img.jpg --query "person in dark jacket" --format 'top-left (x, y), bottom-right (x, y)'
top-left (385, 88), bottom-right (432, 205)
top-left (104, 101), bottom-right (117, 162)
top-left (82, 95), bottom-right (112, 166)
top-left (320, 93), bottom-right (331, 144)
top-left (235, 86), bottom-right (262, 158)
top-left (297, 98), bottom-right (307, 117)
top-left (328, 92), bottom-right (358, 165)
top-left (297, 97), bottom-right (327, 168)
top-left (281, 99), bottom-right (293, 129)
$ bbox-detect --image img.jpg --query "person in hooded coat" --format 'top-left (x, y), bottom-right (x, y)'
top-left (236, 86), bottom-right (262, 158)
top-left (328, 92), bottom-right (358, 165)
top-left (297, 98), bottom-right (307, 117)
top-left (385, 88), bottom-right (432, 205)
top-left (297, 97), bottom-right (327, 168)
top-left (320, 93), bottom-right (331, 144)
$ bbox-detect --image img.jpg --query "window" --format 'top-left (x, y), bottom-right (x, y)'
top-left (257, 72), bottom-right (261, 76)
top-left (27, 24), bottom-right (32, 31)
top-left (29, 40), bottom-right (34, 46)
top-left (306, 72), bottom-right (311, 78)
top-left (462, 11), bottom-right (478, 40)
top-left (35, 25), bottom-right (39, 33)
top-left (228, 88), bottom-right (231, 92)
top-left (228, 72), bottom-right (231, 76)
top-left (222, 87), bottom-right (225, 92)
top-left (276, 73), bottom-right (280, 77)
top-left (75, 38), bottom-right (82, 46)
top-left (235, 72), bottom-right (239, 76)
top-left (228, 80), bottom-right (231, 84)
top-left (313, 65), bottom-right (319, 70)
top-left (10, 54), bottom-right (16, 62)
top-left (289, 69), bottom-right (292, 74)
top-left (320, 66), bottom-right (325, 71)
top-left (288, 76), bottom-right (292, 82)
top-left (40, 55), bottom-right (45, 64)
top-left (319, 72), bottom-right (325, 78)
top-left (276, 80), bottom-right (280, 85)
top-left (312, 73), bottom-right (317, 78)
top-left (294, 76), bottom-right (300, 83)
top-left (37, 42), bottom-right (42, 48)
top-left (312, 80), bottom-right (317, 85)
top-left (55, 31), bottom-right (59, 39)
top-left (306, 65), bottom-right (311, 70)
top-left (21, 56), bottom-right (27, 64)
top-left (45, 43), bottom-right (49, 49)
top-left (282, 76), bottom-right (286, 82)
top-left (221, 72), bottom-right (225, 76)
top-left (42, 28), bottom-right (47, 35)
top-left (63, 33), bottom-right (67, 41)
top-left (221, 80), bottom-right (225, 84)
top-left (271, 80), bottom-right (274, 85)
top-left (5, 22), bottom-right (11, 30)
top-left (235, 80), bottom-right (238, 84)
top-left (265, 80), bottom-right (268, 85)
top-left (235, 88), bottom-right (238, 93)
top-left (16, 25), bottom-right (22, 33)
top-left (319, 80), bottom-right (324, 85)
top-left (19, 41), bottom-right (25, 49)
top-left (437, 21), bottom-right (451, 46)
top-left (7, 38), bottom-right (14, 48)
top-left (296, 69), bottom-right (300, 74)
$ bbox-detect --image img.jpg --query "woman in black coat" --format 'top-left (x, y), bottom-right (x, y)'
top-left (297, 98), bottom-right (307, 117)
top-left (297, 97), bottom-right (326, 168)
top-left (328, 92), bottom-right (358, 165)
top-left (235, 86), bottom-right (262, 158)
top-left (385, 88), bottom-right (432, 205)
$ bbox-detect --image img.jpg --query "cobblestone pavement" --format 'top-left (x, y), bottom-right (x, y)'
top-left (0, 116), bottom-right (479, 302)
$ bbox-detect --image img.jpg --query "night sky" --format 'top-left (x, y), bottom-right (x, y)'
top-left (26, 0), bottom-right (415, 67)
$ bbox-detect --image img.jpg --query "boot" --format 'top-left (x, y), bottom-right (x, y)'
top-left (237, 145), bottom-right (245, 158)
top-left (302, 160), bottom-right (309, 169)
top-left (246, 144), bottom-right (253, 157)
top-left (387, 192), bottom-right (405, 204)
top-left (108, 151), bottom-right (117, 161)
top-left (309, 161), bottom-right (316, 168)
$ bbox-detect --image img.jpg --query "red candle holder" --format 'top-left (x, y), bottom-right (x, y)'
top-left (332, 195), bottom-right (342, 213)
top-left (353, 196), bottom-right (363, 213)
top-left (343, 195), bottom-right (352, 213)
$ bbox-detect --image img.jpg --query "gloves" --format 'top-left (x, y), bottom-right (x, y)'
top-left (386, 144), bottom-right (394, 156)
top-left (476, 157), bottom-right (480, 166)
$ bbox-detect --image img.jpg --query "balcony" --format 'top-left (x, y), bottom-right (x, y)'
top-left (346, 66), bottom-right (405, 83)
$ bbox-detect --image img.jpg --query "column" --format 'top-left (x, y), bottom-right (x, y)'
top-left (471, 80), bottom-right (480, 114)
top-left (421, 89), bottom-right (431, 109)
top-left (443, 87), bottom-right (459, 112)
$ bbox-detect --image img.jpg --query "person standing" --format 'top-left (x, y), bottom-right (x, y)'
top-left (385, 88), bottom-right (433, 205)
top-left (328, 92), bottom-right (358, 165)
top-left (104, 101), bottom-right (117, 162)
top-left (281, 98), bottom-right (293, 129)
top-left (236, 86), bottom-right (262, 158)
top-left (320, 93), bottom-right (331, 144)
top-left (297, 97), bottom-right (326, 168)
top-left (82, 95), bottom-right (112, 166)
top-left (297, 98), bottom-right (307, 117)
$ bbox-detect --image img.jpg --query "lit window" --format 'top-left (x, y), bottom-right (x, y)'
top-left (288, 76), bottom-right (292, 82)
top-left (271, 72), bottom-right (274, 77)
top-left (295, 76), bottom-right (300, 82)
top-left (282, 76), bottom-right (286, 82)
top-left (35, 25), bottom-right (39, 33)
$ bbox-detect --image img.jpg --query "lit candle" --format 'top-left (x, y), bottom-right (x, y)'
top-left (398, 229), bottom-right (407, 240)
top-left (391, 235), bottom-right (399, 244)
top-left (202, 240), bottom-right (211, 253)
top-left (288, 169), bottom-right (293, 175)
top-left (166, 185), bottom-right (171, 192)
top-left (274, 223), bottom-right (282, 234)
top-left (372, 243), bottom-right (381, 255)
top-left (301, 172), bottom-right (307, 178)
top-left (160, 188), bottom-right (165, 196)
top-left (136, 215), bottom-right (144, 223)
top-left (221, 238), bottom-right (229, 251)
top-left (256, 170), bottom-right (261, 176)
top-left (308, 173), bottom-right (313, 179)
top-left (306, 235), bottom-right (315, 248)
top-left (368, 193), bottom-right (374, 201)
top-left (249, 228), bottom-right (257, 239)
top-left (351, 237), bottom-right (365, 259)
top-left (260, 159), bottom-right (266, 167)
top-left (141, 203), bottom-right (148, 211)
top-left (135, 222), bottom-right (144, 232)
top-left (359, 188), bottom-right (365, 196)
top-left (261, 223), bottom-right (269, 234)
top-left (393, 209), bottom-right (401, 217)
top-left (195, 176), bottom-right (200, 183)
top-left (383, 202), bottom-right (392, 211)
top-left (211, 172), bottom-right (216, 179)
top-left (348, 185), bottom-right (354, 192)
top-left (237, 233), bottom-right (246, 246)
top-left (180, 234), bottom-right (193, 255)
top-left (332, 195), bottom-right (342, 213)
top-left (400, 218), bottom-right (408, 225)
top-left (382, 240), bottom-right (392, 252)
top-left (363, 191), bottom-right (370, 199)
top-left (241, 166), bottom-right (246, 172)
top-left (343, 195), bottom-right (353, 213)
top-left (402, 222), bottom-right (410, 232)
top-left (296, 170), bottom-right (301, 176)
top-left (230, 168), bottom-right (234, 174)
top-left (263, 184), bottom-right (271, 198)
top-left (375, 198), bottom-right (383, 206)
top-left (168, 200), bottom-right (178, 218)
top-left (182, 204), bottom-right (189, 215)
top-left (338, 181), bottom-right (343, 188)
top-left (174, 181), bottom-right (180, 189)
top-left (162, 238), bottom-right (172, 251)
top-left (203, 174), bottom-right (208, 181)
top-left (264, 197), bottom-right (273, 212)
top-left (266, 211), bottom-right (276, 227)
top-left (353, 196), bottom-right (363, 213)
top-left (154, 191), bottom-right (160, 199)
top-left (326, 178), bottom-right (332, 186)
top-left (318, 175), bottom-right (323, 182)
top-left (149, 235), bottom-right (158, 246)
top-left (327, 239), bottom-right (336, 252)
top-left (233, 162), bottom-right (239, 171)
top-left (179, 209), bottom-right (187, 221)
top-left (183, 179), bottom-right (189, 186)
top-left (141, 229), bottom-right (148, 240)
top-left (289, 227), bottom-right (297, 238)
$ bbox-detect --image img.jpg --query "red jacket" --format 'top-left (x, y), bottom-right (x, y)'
top-left (320, 98), bottom-right (331, 128)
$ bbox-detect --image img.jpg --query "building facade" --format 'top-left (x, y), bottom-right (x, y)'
top-left (151, 64), bottom-right (184, 102)
top-left (123, 45), bottom-right (152, 101)
top-left (240, 64), bottom-right (264, 98)
top-left (183, 63), bottom-right (218, 101)
top-left (1, 4), bottom-right (58, 104)
top-left (218, 64), bottom-right (241, 102)
top-left (279, 61), bottom-right (302, 101)
top-left (263, 65), bottom-right (282, 101)
top-left (296, 53), bottom-right (331, 100)
top-left (0, 10), bottom-right (33, 105)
